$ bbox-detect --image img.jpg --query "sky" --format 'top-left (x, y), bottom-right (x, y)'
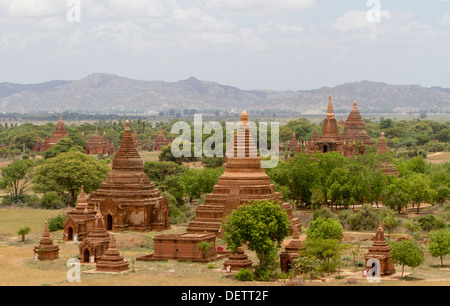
top-left (0, 0), bottom-right (449, 90)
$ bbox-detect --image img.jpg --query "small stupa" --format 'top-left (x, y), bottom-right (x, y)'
top-left (222, 247), bottom-right (253, 272)
top-left (364, 222), bottom-right (395, 276)
top-left (280, 227), bottom-right (304, 273)
top-left (315, 96), bottom-right (343, 153)
top-left (33, 221), bottom-right (60, 260)
top-left (95, 235), bottom-right (129, 273)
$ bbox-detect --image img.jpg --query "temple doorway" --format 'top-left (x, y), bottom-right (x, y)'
top-left (68, 227), bottom-right (73, 241)
top-left (107, 214), bottom-right (113, 231)
top-left (323, 145), bottom-right (328, 153)
top-left (83, 249), bottom-right (90, 263)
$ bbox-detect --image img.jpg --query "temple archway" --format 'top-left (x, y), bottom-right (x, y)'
top-left (83, 249), bottom-right (90, 263)
top-left (68, 227), bottom-right (73, 241)
top-left (323, 145), bottom-right (328, 153)
top-left (107, 214), bottom-right (113, 231)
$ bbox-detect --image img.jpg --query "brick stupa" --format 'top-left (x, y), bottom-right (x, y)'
top-left (187, 111), bottom-right (301, 236)
top-left (280, 228), bottom-right (304, 273)
top-left (315, 96), bottom-right (343, 153)
top-left (33, 221), bottom-right (60, 260)
top-left (287, 132), bottom-right (298, 152)
top-left (341, 101), bottom-right (375, 147)
top-left (79, 204), bottom-right (111, 263)
top-left (87, 120), bottom-right (170, 232)
top-left (377, 132), bottom-right (400, 176)
top-left (84, 128), bottom-right (115, 156)
top-left (95, 235), bottom-right (129, 273)
top-left (63, 186), bottom-right (96, 241)
top-left (365, 222), bottom-right (395, 276)
top-left (223, 247), bottom-right (253, 272)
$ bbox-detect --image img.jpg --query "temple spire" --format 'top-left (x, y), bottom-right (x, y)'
top-left (241, 110), bottom-right (249, 124)
top-left (327, 96), bottom-right (334, 115)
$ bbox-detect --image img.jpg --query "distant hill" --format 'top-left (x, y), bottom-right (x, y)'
top-left (0, 73), bottom-right (448, 115)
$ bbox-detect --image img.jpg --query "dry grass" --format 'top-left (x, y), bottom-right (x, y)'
top-left (0, 207), bottom-right (449, 286)
top-left (425, 152), bottom-right (450, 164)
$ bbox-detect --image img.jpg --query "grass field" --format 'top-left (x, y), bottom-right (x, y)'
top-left (0, 207), bottom-right (448, 286)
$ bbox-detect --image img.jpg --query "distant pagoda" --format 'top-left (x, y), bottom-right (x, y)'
top-left (84, 128), bottom-right (115, 156)
top-left (341, 101), bottom-right (375, 146)
top-left (32, 115), bottom-right (68, 153)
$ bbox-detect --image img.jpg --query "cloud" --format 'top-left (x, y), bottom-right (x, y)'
top-left (333, 9), bottom-right (392, 32)
top-left (205, 0), bottom-right (316, 15)
top-left (441, 14), bottom-right (450, 27)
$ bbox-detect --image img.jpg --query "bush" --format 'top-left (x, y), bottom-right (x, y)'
top-left (234, 269), bottom-right (254, 282)
top-left (337, 210), bottom-right (353, 227)
top-left (347, 205), bottom-right (379, 231)
top-left (47, 214), bottom-right (66, 232)
top-left (40, 192), bottom-right (65, 209)
top-left (403, 219), bottom-right (422, 233)
top-left (312, 207), bottom-right (337, 221)
top-left (2, 194), bottom-right (31, 206)
top-left (414, 214), bottom-right (446, 232)
top-left (306, 217), bottom-right (344, 241)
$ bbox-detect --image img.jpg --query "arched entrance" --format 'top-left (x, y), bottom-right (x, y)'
top-left (68, 227), bottom-right (73, 241)
top-left (107, 214), bottom-right (113, 231)
top-left (83, 249), bottom-right (90, 263)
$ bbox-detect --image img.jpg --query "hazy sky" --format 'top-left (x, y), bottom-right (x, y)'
top-left (1, 0), bottom-right (449, 90)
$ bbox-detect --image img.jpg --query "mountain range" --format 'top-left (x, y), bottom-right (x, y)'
top-left (0, 73), bottom-right (449, 115)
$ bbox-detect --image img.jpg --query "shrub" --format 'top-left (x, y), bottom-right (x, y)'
top-left (306, 217), bottom-right (344, 241)
top-left (415, 214), bottom-right (446, 232)
top-left (312, 207), bottom-right (337, 221)
top-left (40, 192), bottom-right (65, 209)
top-left (234, 269), bottom-right (254, 282)
top-left (47, 214), bottom-right (66, 232)
top-left (403, 219), bottom-right (422, 233)
top-left (347, 205), bottom-right (379, 231)
top-left (17, 226), bottom-right (31, 242)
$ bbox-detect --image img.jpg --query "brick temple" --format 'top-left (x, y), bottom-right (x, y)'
top-left (187, 110), bottom-right (301, 236)
top-left (304, 97), bottom-right (374, 157)
top-left (63, 186), bottom-right (96, 242)
top-left (151, 127), bottom-right (172, 151)
top-left (79, 204), bottom-right (111, 263)
top-left (32, 115), bottom-right (69, 153)
top-left (84, 128), bottom-right (115, 156)
top-left (87, 120), bottom-right (170, 232)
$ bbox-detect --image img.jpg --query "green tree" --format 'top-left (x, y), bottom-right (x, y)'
top-left (0, 159), bottom-right (33, 201)
top-left (428, 229), bottom-right (450, 267)
top-left (407, 174), bottom-right (437, 214)
top-left (222, 200), bottom-right (290, 279)
top-left (32, 151), bottom-right (110, 206)
top-left (43, 137), bottom-right (84, 159)
top-left (303, 238), bottom-right (349, 274)
top-left (390, 239), bottom-right (425, 278)
top-left (380, 208), bottom-right (400, 236)
top-left (306, 217), bottom-right (344, 241)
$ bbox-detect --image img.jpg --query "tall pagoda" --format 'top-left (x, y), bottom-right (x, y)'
top-left (87, 120), bottom-right (170, 232)
top-left (186, 111), bottom-right (301, 236)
